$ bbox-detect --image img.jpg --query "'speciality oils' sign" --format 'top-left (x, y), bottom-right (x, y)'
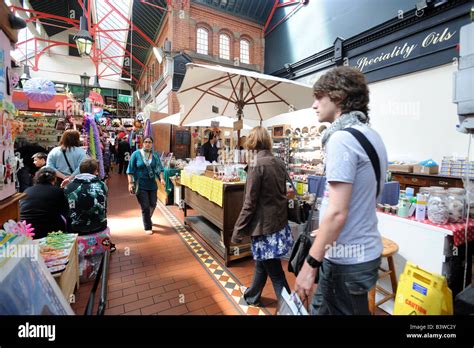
top-left (348, 16), bottom-right (467, 80)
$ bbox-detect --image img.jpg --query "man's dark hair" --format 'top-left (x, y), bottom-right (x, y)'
top-left (32, 152), bottom-right (47, 160)
top-left (313, 66), bottom-right (370, 120)
top-left (208, 131), bottom-right (215, 141)
top-left (80, 158), bottom-right (99, 175)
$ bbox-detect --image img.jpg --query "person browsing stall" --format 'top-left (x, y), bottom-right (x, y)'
top-left (20, 167), bottom-right (68, 239)
top-left (46, 130), bottom-right (87, 186)
top-left (231, 126), bottom-right (292, 306)
top-left (32, 152), bottom-right (47, 169)
top-left (294, 67), bottom-right (388, 315)
top-left (127, 137), bottom-right (165, 235)
top-left (200, 131), bottom-right (219, 163)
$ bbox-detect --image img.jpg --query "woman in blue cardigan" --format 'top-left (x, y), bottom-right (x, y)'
top-left (127, 137), bottom-right (164, 235)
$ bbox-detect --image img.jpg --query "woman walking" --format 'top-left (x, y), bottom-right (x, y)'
top-left (232, 126), bottom-right (292, 305)
top-left (46, 130), bottom-right (87, 187)
top-left (127, 137), bottom-right (164, 235)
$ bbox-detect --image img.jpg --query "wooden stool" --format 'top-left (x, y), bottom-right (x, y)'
top-left (368, 237), bottom-right (399, 315)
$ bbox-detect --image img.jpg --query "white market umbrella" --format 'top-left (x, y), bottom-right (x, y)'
top-left (177, 63), bottom-right (313, 127)
top-left (263, 108), bottom-right (316, 128)
top-left (151, 113), bottom-right (181, 126)
top-left (184, 115), bottom-right (253, 129)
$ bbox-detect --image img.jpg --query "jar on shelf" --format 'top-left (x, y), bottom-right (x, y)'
top-left (427, 189), bottom-right (449, 224)
top-left (419, 187), bottom-right (432, 199)
top-left (447, 188), bottom-right (465, 223)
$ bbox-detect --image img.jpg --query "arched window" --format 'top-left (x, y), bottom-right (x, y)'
top-left (240, 39), bottom-right (250, 64)
top-left (219, 33), bottom-right (230, 60)
top-left (196, 27), bottom-right (209, 55)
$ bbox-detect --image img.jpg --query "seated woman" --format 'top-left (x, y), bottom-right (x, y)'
top-left (20, 167), bottom-right (68, 239)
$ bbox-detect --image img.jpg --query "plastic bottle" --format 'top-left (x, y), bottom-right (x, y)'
top-left (415, 193), bottom-right (427, 221)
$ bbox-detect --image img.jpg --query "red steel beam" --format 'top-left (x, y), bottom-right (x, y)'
top-left (265, 1), bottom-right (305, 36)
top-left (104, 0), bottom-right (156, 47)
top-left (139, 0), bottom-right (170, 12)
top-left (97, 29), bottom-right (145, 68)
top-left (263, 0), bottom-right (279, 33)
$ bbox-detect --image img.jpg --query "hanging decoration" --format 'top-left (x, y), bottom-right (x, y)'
top-left (23, 78), bottom-right (56, 102)
top-left (144, 119), bottom-right (152, 138)
top-left (83, 115), bottom-right (105, 179)
top-left (88, 90), bottom-right (104, 121)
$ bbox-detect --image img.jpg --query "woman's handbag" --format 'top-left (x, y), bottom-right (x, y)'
top-left (287, 199), bottom-right (318, 281)
top-left (285, 171), bottom-right (311, 224)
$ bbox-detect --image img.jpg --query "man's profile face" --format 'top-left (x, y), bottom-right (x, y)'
top-left (33, 157), bottom-right (46, 168)
top-left (312, 95), bottom-right (339, 123)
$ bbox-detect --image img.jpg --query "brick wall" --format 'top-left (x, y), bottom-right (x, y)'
top-left (140, 2), bottom-right (265, 156)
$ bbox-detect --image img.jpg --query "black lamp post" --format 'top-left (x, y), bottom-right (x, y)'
top-left (92, 75), bottom-right (101, 89)
top-left (19, 64), bottom-right (31, 87)
top-left (74, 16), bottom-right (94, 57)
top-left (80, 72), bottom-right (90, 110)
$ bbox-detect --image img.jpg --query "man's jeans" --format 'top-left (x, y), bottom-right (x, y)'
top-left (310, 257), bottom-right (381, 315)
top-left (136, 189), bottom-right (157, 230)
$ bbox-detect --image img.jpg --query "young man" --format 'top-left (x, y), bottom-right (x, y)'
top-left (295, 66), bottom-right (388, 315)
top-left (32, 152), bottom-right (47, 169)
top-left (200, 131), bottom-right (219, 163)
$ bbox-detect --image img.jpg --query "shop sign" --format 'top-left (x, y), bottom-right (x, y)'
top-left (118, 94), bottom-right (133, 104)
top-left (349, 18), bottom-right (465, 75)
top-left (233, 119), bottom-right (243, 131)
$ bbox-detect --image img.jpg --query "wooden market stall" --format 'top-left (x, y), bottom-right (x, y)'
top-left (181, 171), bottom-right (250, 266)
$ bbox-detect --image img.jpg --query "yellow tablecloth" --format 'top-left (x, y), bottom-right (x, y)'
top-left (180, 171), bottom-right (224, 207)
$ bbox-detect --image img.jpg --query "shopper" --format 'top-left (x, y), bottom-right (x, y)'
top-left (117, 134), bottom-right (131, 175)
top-left (19, 167), bottom-right (68, 239)
top-left (32, 152), bottom-right (47, 169)
top-left (200, 131), bottom-right (219, 163)
top-left (63, 158), bottom-right (108, 236)
top-left (46, 130), bottom-right (87, 186)
top-left (127, 136), bottom-right (164, 235)
top-left (14, 141), bottom-right (46, 192)
top-left (231, 126), bottom-right (292, 306)
top-left (294, 66), bottom-right (388, 315)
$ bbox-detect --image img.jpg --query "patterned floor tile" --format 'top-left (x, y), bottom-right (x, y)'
top-left (156, 202), bottom-right (269, 316)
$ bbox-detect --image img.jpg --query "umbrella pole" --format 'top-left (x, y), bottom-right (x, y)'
top-left (237, 79), bottom-right (245, 149)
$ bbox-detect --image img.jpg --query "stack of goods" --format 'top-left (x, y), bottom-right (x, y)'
top-left (38, 232), bottom-right (76, 275)
top-left (440, 157), bottom-right (474, 177)
top-left (15, 112), bottom-right (61, 146)
top-left (379, 186), bottom-right (468, 225)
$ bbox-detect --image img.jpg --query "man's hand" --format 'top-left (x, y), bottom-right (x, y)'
top-left (295, 261), bottom-right (317, 302)
top-left (128, 183), bottom-right (135, 195)
top-left (60, 177), bottom-right (71, 188)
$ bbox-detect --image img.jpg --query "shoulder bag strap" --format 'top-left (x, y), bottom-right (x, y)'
top-left (61, 148), bottom-right (74, 174)
top-left (342, 128), bottom-right (381, 197)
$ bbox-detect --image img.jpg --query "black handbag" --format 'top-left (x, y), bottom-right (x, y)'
top-left (285, 171), bottom-right (311, 224)
top-left (288, 199), bottom-right (318, 281)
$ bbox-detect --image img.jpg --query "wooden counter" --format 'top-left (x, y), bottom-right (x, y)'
top-left (0, 192), bottom-right (27, 225)
top-left (391, 171), bottom-right (464, 193)
top-left (183, 182), bottom-right (251, 266)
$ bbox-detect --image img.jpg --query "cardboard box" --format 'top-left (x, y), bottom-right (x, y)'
top-left (413, 164), bottom-right (439, 175)
top-left (388, 164), bottom-right (414, 173)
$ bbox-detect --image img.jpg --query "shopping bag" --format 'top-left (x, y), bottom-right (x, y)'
top-left (276, 288), bottom-right (309, 315)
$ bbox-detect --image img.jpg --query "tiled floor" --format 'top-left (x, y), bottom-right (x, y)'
top-left (71, 172), bottom-right (289, 315)
top-left (71, 172), bottom-right (387, 316)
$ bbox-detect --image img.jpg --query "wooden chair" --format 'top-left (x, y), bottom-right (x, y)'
top-left (368, 237), bottom-right (399, 315)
